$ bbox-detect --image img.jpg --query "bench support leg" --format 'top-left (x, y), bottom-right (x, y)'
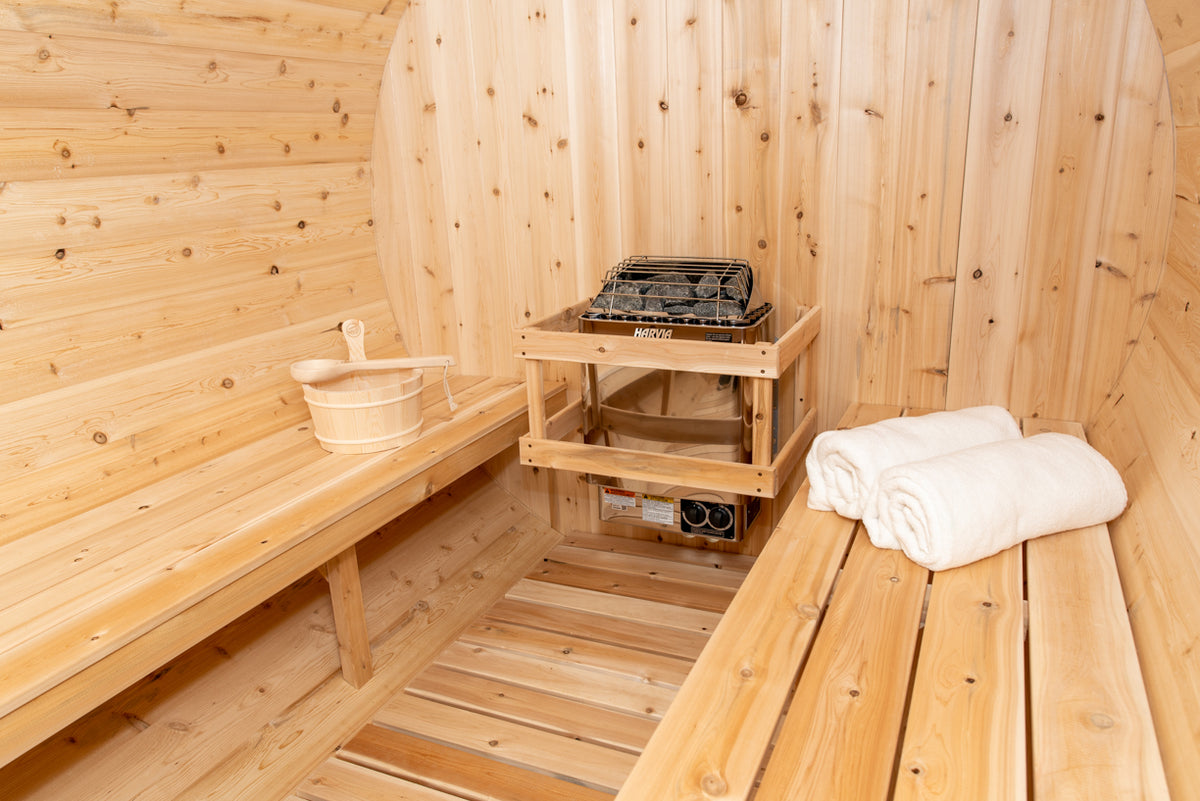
top-left (320, 546), bottom-right (373, 688)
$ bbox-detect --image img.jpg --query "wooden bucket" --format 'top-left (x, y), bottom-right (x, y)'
top-left (301, 368), bottom-right (424, 454)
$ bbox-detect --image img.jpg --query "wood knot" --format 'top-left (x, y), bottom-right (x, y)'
top-left (93, 432), bottom-right (108, 445)
top-left (701, 773), bottom-right (728, 794)
top-left (221, 378), bottom-right (235, 389)
top-left (796, 603), bottom-right (820, 619)
top-left (734, 91), bottom-right (748, 107)
top-left (1089, 712), bottom-right (1115, 730)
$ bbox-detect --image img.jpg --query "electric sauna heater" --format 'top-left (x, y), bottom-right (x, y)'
top-left (580, 257), bottom-right (774, 542)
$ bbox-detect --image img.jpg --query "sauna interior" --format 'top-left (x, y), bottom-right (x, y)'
top-left (1, 0), bottom-right (1198, 798)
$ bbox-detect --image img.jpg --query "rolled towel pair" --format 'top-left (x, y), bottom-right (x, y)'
top-left (806, 406), bottom-right (1021, 518)
top-left (862, 433), bottom-right (1127, 571)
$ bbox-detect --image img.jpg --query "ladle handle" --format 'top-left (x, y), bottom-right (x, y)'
top-left (342, 319), bottom-right (368, 362)
top-left (340, 356), bottom-right (456, 372)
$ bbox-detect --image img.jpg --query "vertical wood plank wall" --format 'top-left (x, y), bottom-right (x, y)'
top-left (373, 0), bottom-right (1171, 430)
top-left (1090, 2), bottom-right (1200, 798)
top-left (373, 0), bottom-right (1171, 552)
top-left (0, 2), bottom-right (404, 542)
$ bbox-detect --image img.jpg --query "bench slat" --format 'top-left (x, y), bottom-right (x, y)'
top-left (1024, 419), bottom-right (1168, 800)
top-left (755, 529), bottom-right (928, 801)
top-left (893, 545), bottom-right (1026, 801)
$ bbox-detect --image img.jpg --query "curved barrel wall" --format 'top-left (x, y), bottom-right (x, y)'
top-left (1090, 2), bottom-right (1200, 794)
top-left (0, 0), bottom-right (1195, 796)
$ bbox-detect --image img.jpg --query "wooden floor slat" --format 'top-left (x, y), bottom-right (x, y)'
top-left (525, 559), bottom-right (736, 612)
top-left (541, 543), bottom-right (749, 589)
top-left (340, 725), bottom-right (616, 801)
top-left (406, 665), bottom-right (656, 753)
top-left (561, 531), bottom-right (757, 572)
top-left (454, 619), bottom-right (694, 686)
top-left (432, 639), bottom-right (678, 719)
top-left (299, 757), bottom-right (465, 801)
top-left (482, 597), bottom-right (710, 660)
top-left (506, 578), bottom-right (725, 634)
top-left (375, 694), bottom-right (636, 793)
top-left (296, 532), bottom-right (753, 800)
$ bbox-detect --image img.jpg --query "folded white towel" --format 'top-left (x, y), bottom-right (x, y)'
top-left (805, 406), bottom-right (1021, 519)
top-left (862, 433), bottom-right (1127, 571)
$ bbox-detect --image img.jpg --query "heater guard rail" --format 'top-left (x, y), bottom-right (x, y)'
top-left (514, 300), bottom-right (820, 499)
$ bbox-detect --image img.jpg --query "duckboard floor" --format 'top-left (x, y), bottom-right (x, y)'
top-left (294, 532), bottom-right (755, 801)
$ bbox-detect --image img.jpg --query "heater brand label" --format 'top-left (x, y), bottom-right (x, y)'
top-left (633, 327), bottom-right (672, 339)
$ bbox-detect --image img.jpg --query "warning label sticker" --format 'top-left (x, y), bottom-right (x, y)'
top-left (602, 487), bottom-right (637, 510)
top-left (642, 494), bottom-right (675, 525)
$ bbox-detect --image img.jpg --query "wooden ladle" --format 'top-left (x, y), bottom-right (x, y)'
top-left (289, 355), bottom-right (456, 385)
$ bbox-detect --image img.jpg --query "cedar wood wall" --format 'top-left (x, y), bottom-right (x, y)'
top-left (0, 0), bottom-right (1197, 796)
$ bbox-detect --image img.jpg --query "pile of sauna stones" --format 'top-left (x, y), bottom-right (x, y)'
top-left (592, 273), bottom-right (747, 319)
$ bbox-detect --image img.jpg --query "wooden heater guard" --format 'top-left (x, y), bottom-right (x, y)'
top-left (515, 299), bottom-right (821, 499)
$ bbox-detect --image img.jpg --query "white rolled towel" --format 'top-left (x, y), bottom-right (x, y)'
top-left (805, 406), bottom-right (1021, 519)
top-left (862, 433), bottom-right (1127, 571)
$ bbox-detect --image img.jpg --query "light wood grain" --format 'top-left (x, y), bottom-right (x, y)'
top-left (299, 758), bottom-right (465, 801)
top-left (407, 664), bottom-right (658, 754)
top-left (893, 546), bottom-right (1025, 801)
top-left (322, 546), bottom-right (373, 688)
top-left (754, 530), bottom-right (928, 801)
top-left (0, 0), bottom-right (396, 64)
top-left (376, 693), bottom-right (636, 793)
top-left (484, 597), bottom-right (711, 661)
top-left (1023, 419), bottom-right (1168, 800)
top-left (1009, 0), bottom-right (1132, 417)
top-left (860, 0), bottom-right (978, 410)
top-left (341, 725), bottom-right (617, 801)
top-left (0, 30), bottom-right (378, 115)
top-left (946, 0), bottom-right (1053, 410)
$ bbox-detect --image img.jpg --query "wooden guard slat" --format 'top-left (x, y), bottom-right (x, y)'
top-left (519, 437), bottom-right (776, 497)
top-left (1023, 419), bottom-right (1168, 800)
top-left (514, 304), bottom-right (820, 380)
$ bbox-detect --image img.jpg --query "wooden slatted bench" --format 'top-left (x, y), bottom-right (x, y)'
top-left (616, 403), bottom-right (1168, 801)
top-left (0, 371), bottom-right (565, 769)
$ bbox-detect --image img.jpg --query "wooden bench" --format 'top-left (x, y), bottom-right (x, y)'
top-left (0, 366), bottom-right (565, 769)
top-left (616, 403), bottom-right (1168, 800)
